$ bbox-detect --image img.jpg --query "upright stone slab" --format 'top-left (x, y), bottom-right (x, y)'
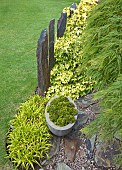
top-left (70, 3), bottom-right (77, 10)
top-left (69, 3), bottom-right (77, 17)
top-left (49, 19), bottom-right (55, 71)
top-left (57, 12), bottom-right (67, 38)
top-left (43, 30), bottom-right (50, 92)
top-left (36, 29), bottom-right (50, 96)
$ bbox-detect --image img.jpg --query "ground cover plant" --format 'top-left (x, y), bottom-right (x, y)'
top-left (7, 95), bottom-right (52, 170)
top-left (0, 0), bottom-right (80, 169)
top-left (47, 0), bottom-right (98, 99)
top-left (80, 0), bottom-right (122, 166)
top-left (46, 96), bottom-right (77, 126)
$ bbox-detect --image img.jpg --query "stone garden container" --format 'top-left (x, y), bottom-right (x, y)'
top-left (45, 96), bottom-right (78, 136)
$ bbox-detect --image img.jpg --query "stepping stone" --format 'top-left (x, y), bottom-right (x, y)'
top-left (56, 163), bottom-right (72, 170)
top-left (64, 137), bottom-right (79, 161)
top-left (42, 136), bottom-right (61, 166)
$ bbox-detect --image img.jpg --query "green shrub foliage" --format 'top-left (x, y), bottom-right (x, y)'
top-left (7, 95), bottom-right (52, 170)
top-left (47, 96), bottom-right (77, 126)
top-left (81, 0), bottom-right (122, 166)
top-left (81, 0), bottom-right (122, 88)
top-left (46, 0), bottom-right (98, 99)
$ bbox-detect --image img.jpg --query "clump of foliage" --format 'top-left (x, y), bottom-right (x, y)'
top-left (80, 0), bottom-right (122, 166)
top-left (82, 75), bottom-right (122, 139)
top-left (47, 96), bottom-right (77, 126)
top-left (81, 0), bottom-right (122, 88)
top-left (7, 95), bottom-right (52, 170)
top-left (46, 0), bottom-right (98, 99)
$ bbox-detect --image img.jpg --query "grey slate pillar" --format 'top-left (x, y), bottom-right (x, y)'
top-left (49, 19), bottom-right (55, 71)
top-left (57, 12), bottom-right (67, 38)
top-left (36, 29), bottom-right (50, 96)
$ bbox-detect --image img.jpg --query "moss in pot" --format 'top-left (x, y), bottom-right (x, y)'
top-left (45, 96), bottom-right (78, 136)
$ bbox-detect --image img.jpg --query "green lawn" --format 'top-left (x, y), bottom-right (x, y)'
top-left (0, 0), bottom-right (80, 169)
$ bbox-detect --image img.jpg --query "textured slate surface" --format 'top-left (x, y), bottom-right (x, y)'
top-left (57, 13), bottom-right (67, 38)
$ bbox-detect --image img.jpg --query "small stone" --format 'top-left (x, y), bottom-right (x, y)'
top-left (87, 152), bottom-right (93, 160)
top-left (90, 134), bottom-right (97, 152)
top-left (56, 163), bottom-right (72, 170)
top-left (73, 113), bottom-right (88, 130)
top-left (82, 99), bottom-right (88, 105)
top-left (85, 135), bottom-right (96, 161)
top-left (41, 159), bottom-right (47, 165)
top-left (70, 3), bottom-right (77, 10)
top-left (86, 139), bottom-right (91, 151)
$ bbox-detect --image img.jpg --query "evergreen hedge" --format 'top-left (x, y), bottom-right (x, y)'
top-left (81, 0), bottom-right (122, 166)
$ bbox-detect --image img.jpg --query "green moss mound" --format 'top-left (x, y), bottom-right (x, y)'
top-left (47, 96), bottom-right (77, 126)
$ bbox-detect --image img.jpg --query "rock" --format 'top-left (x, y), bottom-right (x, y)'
top-left (79, 93), bottom-right (96, 108)
top-left (70, 3), bottom-right (77, 10)
top-left (56, 163), bottom-right (72, 170)
top-left (64, 137), bottom-right (79, 161)
top-left (86, 135), bottom-right (96, 160)
top-left (73, 112), bottom-right (88, 130)
top-left (41, 159), bottom-right (47, 166)
top-left (95, 138), bottom-right (121, 168)
top-left (81, 167), bottom-right (86, 170)
top-left (82, 99), bottom-right (88, 105)
top-left (49, 136), bottom-right (61, 158)
top-left (69, 3), bottom-right (77, 17)
top-left (90, 103), bottom-right (101, 114)
top-left (77, 93), bottom-right (100, 112)
top-left (86, 139), bottom-right (92, 151)
top-left (90, 134), bottom-right (97, 152)
top-left (86, 152), bottom-right (93, 159)
top-left (78, 100), bottom-right (90, 109)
